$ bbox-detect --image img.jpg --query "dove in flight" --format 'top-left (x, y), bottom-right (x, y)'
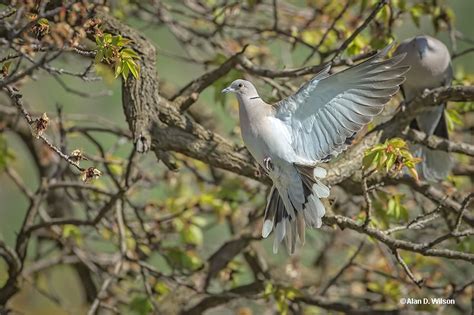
top-left (394, 35), bottom-right (453, 181)
top-left (222, 45), bottom-right (409, 254)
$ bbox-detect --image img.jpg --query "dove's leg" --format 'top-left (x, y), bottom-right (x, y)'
top-left (263, 157), bottom-right (274, 173)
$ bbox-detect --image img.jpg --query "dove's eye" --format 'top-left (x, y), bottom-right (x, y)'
top-left (238, 83), bottom-right (243, 88)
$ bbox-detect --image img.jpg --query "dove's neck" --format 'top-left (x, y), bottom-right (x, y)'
top-left (238, 96), bottom-right (273, 129)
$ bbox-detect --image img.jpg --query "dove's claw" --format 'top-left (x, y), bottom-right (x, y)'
top-left (398, 100), bottom-right (407, 113)
top-left (263, 157), bottom-right (274, 173)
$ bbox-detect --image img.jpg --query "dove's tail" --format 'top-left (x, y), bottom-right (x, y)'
top-left (417, 146), bottom-right (452, 181)
top-left (262, 164), bottom-right (329, 254)
top-left (410, 106), bottom-right (453, 181)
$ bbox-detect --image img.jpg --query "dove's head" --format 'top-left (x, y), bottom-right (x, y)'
top-left (413, 36), bottom-right (431, 59)
top-left (222, 79), bottom-right (260, 100)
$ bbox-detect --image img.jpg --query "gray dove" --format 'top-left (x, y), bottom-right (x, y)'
top-left (394, 35), bottom-right (453, 181)
top-left (222, 45), bottom-right (408, 254)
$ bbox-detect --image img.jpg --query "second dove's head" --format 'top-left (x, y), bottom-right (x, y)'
top-left (222, 79), bottom-right (259, 99)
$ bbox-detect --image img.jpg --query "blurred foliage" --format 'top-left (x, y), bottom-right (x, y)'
top-left (445, 108), bottom-right (464, 132)
top-left (62, 224), bottom-right (83, 246)
top-left (264, 282), bottom-right (301, 315)
top-left (129, 295), bottom-right (153, 315)
top-left (373, 192), bottom-right (409, 228)
top-left (0, 135), bottom-right (15, 172)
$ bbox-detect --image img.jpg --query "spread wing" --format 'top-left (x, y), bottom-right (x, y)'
top-left (275, 45), bottom-right (409, 161)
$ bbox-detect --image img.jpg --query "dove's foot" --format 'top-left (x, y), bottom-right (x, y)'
top-left (397, 100), bottom-right (407, 113)
top-left (263, 157), bottom-right (274, 173)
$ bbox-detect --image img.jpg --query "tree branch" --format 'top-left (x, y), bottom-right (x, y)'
top-left (404, 128), bottom-right (474, 157)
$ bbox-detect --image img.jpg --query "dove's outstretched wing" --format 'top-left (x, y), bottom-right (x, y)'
top-left (275, 45), bottom-right (409, 161)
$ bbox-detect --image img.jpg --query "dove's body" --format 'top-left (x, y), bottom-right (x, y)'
top-left (239, 99), bottom-right (293, 165)
top-left (394, 36), bottom-right (453, 181)
top-left (238, 96), bottom-right (313, 250)
top-left (224, 44), bottom-right (409, 254)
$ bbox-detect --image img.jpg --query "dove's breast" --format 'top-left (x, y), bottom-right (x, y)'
top-left (239, 104), bottom-right (295, 166)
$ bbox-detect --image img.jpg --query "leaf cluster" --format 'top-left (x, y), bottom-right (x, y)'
top-left (95, 33), bottom-right (140, 80)
top-left (363, 138), bottom-right (421, 180)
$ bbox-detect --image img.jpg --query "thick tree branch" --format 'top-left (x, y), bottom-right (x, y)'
top-left (404, 128), bottom-right (474, 156)
top-left (323, 214), bottom-right (474, 262)
top-left (0, 241), bottom-right (21, 305)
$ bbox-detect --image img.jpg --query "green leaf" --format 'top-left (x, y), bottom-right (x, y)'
top-left (95, 35), bottom-right (102, 46)
top-left (410, 5), bottom-right (423, 27)
top-left (385, 153), bottom-right (397, 172)
top-left (0, 257), bottom-right (7, 288)
top-left (1, 61), bottom-right (12, 76)
top-left (264, 282), bottom-right (273, 299)
top-left (129, 295), bottom-right (153, 315)
top-left (104, 33), bottom-right (113, 44)
top-left (127, 59), bottom-right (140, 79)
top-left (457, 102), bottom-right (474, 113)
top-left (301, 29), bottom-right (321, 46)
top-left (114, 61), bottom-right (123, 78)
top-left (154, 281), bottom-right (170, 296)
top-left (363, 151), bottom-right (380, 169)
top-left (111, 35), bottom-right (121, 46)
top-left (95, 49), bottom-right (104, 64)
top-left (386, 195), bottom-right (407, 221)
top-left (121, 62), bottom-right (130, 80)
top-left (105, 47), bottom-right (113, 59)
top-left (117, 37), bottom-right (131, 47)
top-left (364, 138), bottom-right (420, 179)
top-left (94, 32), bottom-right (140, 81)
top-left (389, 138), bottom-right (407, 149)
top-left (0, 135), bottom-right (14, 171)
top-left (165, 247), bottom-right (202, 271)
top-left (121, 48), bottom-right (140, 59)
top-left (445, 108), bottom-right (463, 132)
top-left (181, 224), bottom-right (203, 246)
top-left (37, 18), bottom-right (49, 27)
top-left (377, 5), bottom-right (390, 24)
top-left (62, 224), bottom-right (83, 245)
top-left (191, 216), bottom-right (206, 227)
top-left (377, 152), bottom-right (388, 169)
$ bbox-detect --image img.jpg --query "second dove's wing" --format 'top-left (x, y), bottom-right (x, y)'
top-left (275, 45), bottom-right (409, 162)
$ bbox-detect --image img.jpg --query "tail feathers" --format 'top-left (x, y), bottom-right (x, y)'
top-left (433, 106), bottom-right (449, 139)
top-left (262, 186), bottom-right (280, 238)
top-left (262, 165), bottom-right (329, 254)
top-left (410, 108), bottom-right (452, 181)
top-left (419, 146), bottom-right (453, 182)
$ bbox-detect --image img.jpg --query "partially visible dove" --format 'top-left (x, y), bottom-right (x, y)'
top-left (394, 35), bottom-right (453, 181)
top-left (222, 45), bottom-right (408, 254)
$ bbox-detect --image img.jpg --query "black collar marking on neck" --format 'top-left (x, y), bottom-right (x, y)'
top-left (249, 96), bottom-right (261, 100)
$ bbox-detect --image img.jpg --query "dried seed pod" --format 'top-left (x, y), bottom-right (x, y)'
top-left (69, 149), bottom-right (87, 162)
top-left (31, 113), bottom-right (49, 139)
top-left (81, 167), bottom-right (101, 183)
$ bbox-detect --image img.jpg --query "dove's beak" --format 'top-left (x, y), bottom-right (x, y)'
top-left (221, 86), bottom-right (235, 94)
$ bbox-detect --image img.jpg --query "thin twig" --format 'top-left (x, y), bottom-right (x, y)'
top-left (392, 249), bottom-right (423, 288)
top-left (332, 0), bottom-right (388, 62)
